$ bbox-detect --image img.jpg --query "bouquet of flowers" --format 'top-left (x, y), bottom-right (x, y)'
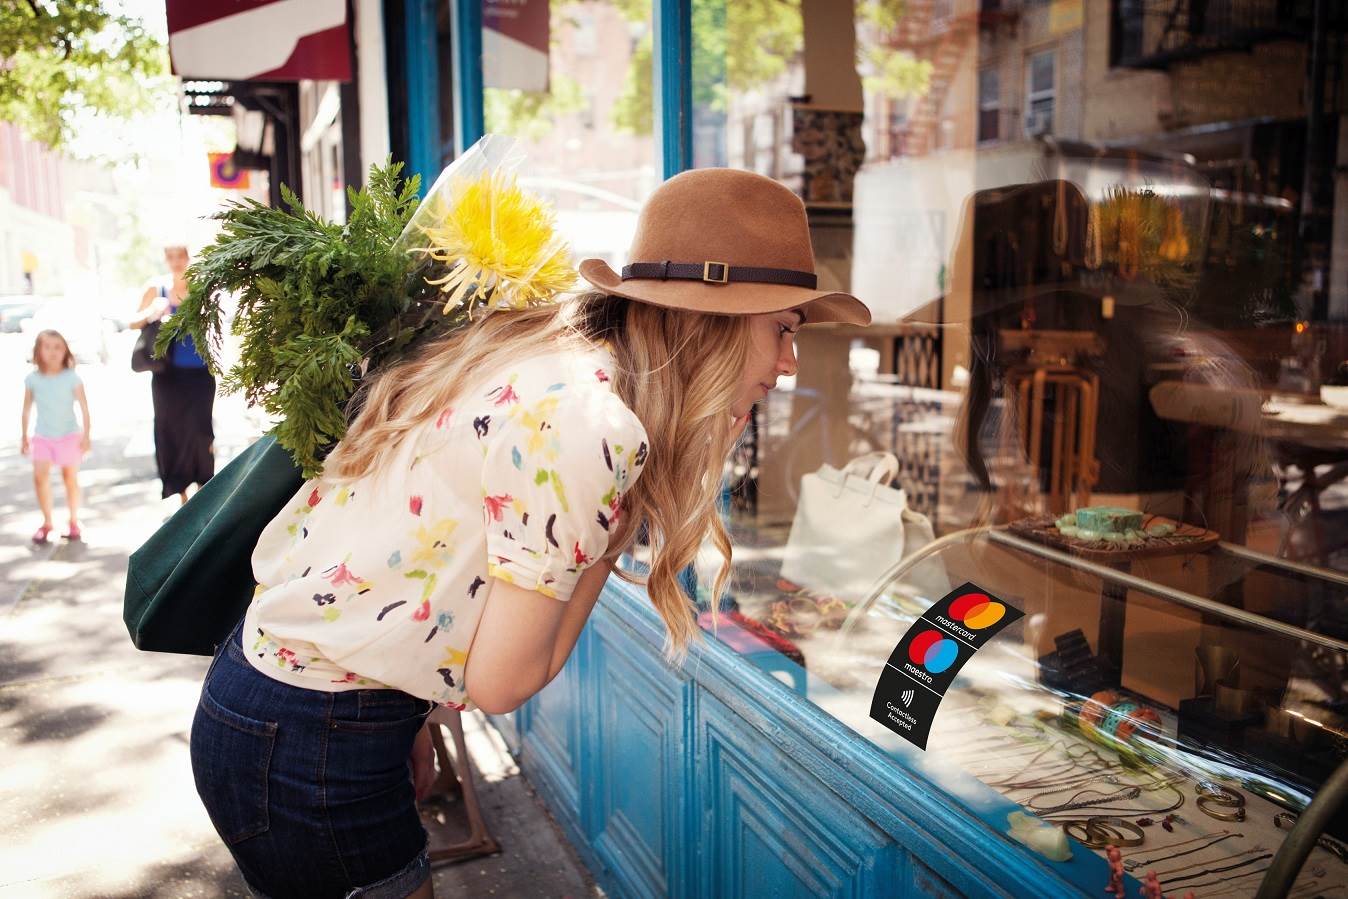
top-left (159, 134), bottom-right (577, 476)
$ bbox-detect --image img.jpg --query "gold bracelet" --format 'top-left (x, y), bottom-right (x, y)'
top-left (1061, 816), bottom-right (1146, 848)
top-left (1197, 795), bottom-right (1247, 822)
top-left (1196, 780), bottom-right (1245, 807)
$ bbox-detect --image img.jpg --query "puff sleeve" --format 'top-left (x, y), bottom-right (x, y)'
top-left (480, 387), bottom-right (649, 601)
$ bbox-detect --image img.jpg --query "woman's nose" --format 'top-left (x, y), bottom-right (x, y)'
top-left (778, 340), bottom-right (798, 377)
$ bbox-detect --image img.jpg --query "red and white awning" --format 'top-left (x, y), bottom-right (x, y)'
top-left (166, 0), bottom-right (351, 82)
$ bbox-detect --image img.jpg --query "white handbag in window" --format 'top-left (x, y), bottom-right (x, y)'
top-left (780, 452), bottom-right (947, 604)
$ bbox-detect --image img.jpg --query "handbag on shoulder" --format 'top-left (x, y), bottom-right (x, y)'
top-left (123, 433), bottom-right (305, 656)
top-left (780, 452), bottom-right (948, 605)
top-left (130, 286), bottom-right (169, 374)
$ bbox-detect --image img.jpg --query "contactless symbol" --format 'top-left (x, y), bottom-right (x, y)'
top-left (947, 591), bottom-right (1006, 630)
top-left (908, 629), bottom-right (959, 674)
top-left (900, 689), bottom-right (914, 708)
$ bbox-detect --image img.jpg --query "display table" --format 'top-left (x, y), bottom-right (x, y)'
top-left (500, 578), bottom-right (1138, 899)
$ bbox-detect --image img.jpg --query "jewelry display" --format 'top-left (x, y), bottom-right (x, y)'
top-left (1150, 845), bottom-right (1269, 879)
top-left (1195, 780), bottom-right (1247, 822)
top-left (1026, 784), bottom-right (1142, 815)
top-left (940, 704), bottom-right (1343, 898)
top-left (1159, 851), bottom-right (1273, 886)
top-left (1122, 831), bottom-right (1242, 871)
top-left (1176, 865), bottom-right (1273, 894)
top-left (1060, 817), bottom-right (1145, 849)
top-left (1197, 795), bottom-right (1247, 822)
top-left (1275, 811), bottom-right (1348, 863)
top-left (1196, 781), bottom-right (1245, 806)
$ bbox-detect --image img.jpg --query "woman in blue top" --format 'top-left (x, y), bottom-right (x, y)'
top-left (131, 245), bottom-right (216, 505)
top-left (21, 329), bottom-right (91, 543)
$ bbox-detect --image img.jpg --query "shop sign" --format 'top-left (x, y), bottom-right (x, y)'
top-left (167, 0), bottom-right (352, 82)
top-left (871, 583), bottom-right (1023, 749)
top-left (209, 153), bottom-right (250, 190)
top-left (483, 0), bottom-right (550, 92)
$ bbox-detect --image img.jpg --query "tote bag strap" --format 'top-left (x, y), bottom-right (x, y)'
top-left (833, 452), bottom-right (902, 506)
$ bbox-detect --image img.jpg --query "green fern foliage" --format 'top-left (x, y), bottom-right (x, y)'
top-left (157, 162), bottom-right (426, 476)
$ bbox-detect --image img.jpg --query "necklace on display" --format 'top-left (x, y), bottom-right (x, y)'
top-left (1027, 785), bottom-right (1143, 815)
top-left (1175, 864), bottom-right (1273, 895)
top-left (1032, 774), bottom-right (1186, 818)
top-left (1123, 831), bottom-right (1242, 870)
top-left (1149, 846), bottom-right (1270, 879)
top-left (1159, 852), bottom-right (1274, 886)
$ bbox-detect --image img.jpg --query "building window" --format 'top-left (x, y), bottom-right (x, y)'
top-left (1111, 0), bottom-right (1145, 65)
top-left (978, 68), bottom-right (1000, 143)
top-left (1024, 50), bottom-right (1055, 137)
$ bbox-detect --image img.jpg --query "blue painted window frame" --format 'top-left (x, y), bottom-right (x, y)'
top-left (401, 0), bottom-right (442, 195)
top-left (409, 0), bottom-right (692, 181)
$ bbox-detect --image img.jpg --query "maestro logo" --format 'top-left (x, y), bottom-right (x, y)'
top-left (908, 629), bottom-right (959, 674)
top-left (947, 591), bottom-right (1006, 630)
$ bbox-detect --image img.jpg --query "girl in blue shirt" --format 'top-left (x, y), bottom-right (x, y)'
top-left (21, 329), bottom-right (91, 543)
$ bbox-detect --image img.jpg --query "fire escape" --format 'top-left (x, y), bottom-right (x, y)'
top-left (881, 0), bottom-right (1015, 157)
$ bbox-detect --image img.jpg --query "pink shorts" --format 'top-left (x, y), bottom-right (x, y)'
top-left (31, 433), bottom-right (83, 467)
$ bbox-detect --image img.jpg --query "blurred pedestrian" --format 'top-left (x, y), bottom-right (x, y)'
top-left (130, 244), bottom-right (215, 505)
top-left (21, 329), bottom-right (91, 543)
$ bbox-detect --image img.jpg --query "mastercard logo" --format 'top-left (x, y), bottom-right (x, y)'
top-left (908, 630), bottom-right (959, 674)
top-left (948, 592), bottom-right (1006, 630)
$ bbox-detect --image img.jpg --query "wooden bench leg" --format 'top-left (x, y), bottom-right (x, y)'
top-left (422, 709), bottom-right (502, 866)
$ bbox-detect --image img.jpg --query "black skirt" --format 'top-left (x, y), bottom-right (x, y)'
top-left (151, 367), bottom-right (216, 498)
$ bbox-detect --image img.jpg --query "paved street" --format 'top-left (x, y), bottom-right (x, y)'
top-left (0, 331), bottom-right (597, 898)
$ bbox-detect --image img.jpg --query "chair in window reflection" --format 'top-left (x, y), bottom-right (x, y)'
top-left (998, 329), bottom-right (1105, 514)
top-left (951, 178), bottom-right (1108, 520)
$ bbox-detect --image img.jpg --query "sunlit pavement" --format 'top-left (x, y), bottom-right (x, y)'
top-left (0, 331), bottom-right (261, 897)
top-left (0, 332), bottom-right (598, 898)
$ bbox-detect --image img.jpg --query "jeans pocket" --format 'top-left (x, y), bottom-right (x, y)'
top-left (191, 689), bottom-right (277, 845)
top-left (331, 693), bottom-right (432, 732)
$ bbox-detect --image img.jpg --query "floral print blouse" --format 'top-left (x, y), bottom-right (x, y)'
top-left (243, 344), bottom-right (649, 709)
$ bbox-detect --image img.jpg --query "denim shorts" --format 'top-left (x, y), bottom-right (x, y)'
top-left (191, 620), bottom-right (434, 898)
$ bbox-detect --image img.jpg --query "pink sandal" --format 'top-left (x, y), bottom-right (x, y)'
top-left (64, 523), bottom-right (82, 542)
top-left (32, 524), bottom-right (52, 544)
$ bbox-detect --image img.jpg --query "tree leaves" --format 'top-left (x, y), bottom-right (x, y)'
top-left (0, 0), bottom-right (169, 149)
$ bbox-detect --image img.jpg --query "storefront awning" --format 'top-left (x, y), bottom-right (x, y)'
top-left (166, 0), bottom-right (351, 82)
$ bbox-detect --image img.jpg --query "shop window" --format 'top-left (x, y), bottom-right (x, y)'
top-left (481, 0), bottom-right (656, 269)
top-left (1024, 49), bottom-right (1055, 137)
top-left (978, 68), bottom-right (1000, 143)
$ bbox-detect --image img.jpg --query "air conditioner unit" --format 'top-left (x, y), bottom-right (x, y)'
top-left (1025, 107), bottom-right (1053, 137)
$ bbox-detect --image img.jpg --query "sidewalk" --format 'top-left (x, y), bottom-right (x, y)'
top-left (0, 342), bottom-right (599, 898)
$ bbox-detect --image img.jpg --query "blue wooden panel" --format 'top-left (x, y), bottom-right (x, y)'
top-left (698, 689), bottom-right (902, 899)
top-left (401, 0), bottom-right (441, 193)
top-left (586, 610), bottom-right (691, 899)
top-left (450, 0), bottom-right (484, 155)
top-left (525, 639), bottom-right (583, 813)
top-left (653, 0), bottom-right (692, 178)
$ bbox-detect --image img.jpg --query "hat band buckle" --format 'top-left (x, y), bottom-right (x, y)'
top-left (703, 261), bottom-right (729, 284)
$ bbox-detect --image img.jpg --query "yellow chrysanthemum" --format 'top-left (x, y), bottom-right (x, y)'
top-left (412, 170), bottom-right (578, 315)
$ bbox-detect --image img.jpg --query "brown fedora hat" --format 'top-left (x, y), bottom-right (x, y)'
top-left (578, 168), bottom-right (871, 326)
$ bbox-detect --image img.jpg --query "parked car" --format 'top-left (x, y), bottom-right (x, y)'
top-left (21, 299), bottom-right (112, 365)
top-left (0, 295), bottom-right (49, 333)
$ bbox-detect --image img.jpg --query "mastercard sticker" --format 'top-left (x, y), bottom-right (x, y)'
top-left (923, 582), bottom-right (1023, 650)
top-left (870, 583), bottom-right (1022, 749)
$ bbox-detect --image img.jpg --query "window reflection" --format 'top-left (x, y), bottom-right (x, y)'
top-left (686, 0), bottom-right (1348, 888)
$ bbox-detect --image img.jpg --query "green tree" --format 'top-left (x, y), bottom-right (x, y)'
top-left (610, 0), bottom-right (802, 136)
top-left (0, 0), bottom-right (169, 150)
top-left (856, 0), bottom-right (931, 102)
top-left (485, 74), bottom-right (587, 141)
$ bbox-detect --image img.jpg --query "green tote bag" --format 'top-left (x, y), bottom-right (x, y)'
top-left (123, 433), bottom-right (305, 656)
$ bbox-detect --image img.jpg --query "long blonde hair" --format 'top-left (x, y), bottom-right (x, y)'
top-left (325, 292), bottom-right (751, 659)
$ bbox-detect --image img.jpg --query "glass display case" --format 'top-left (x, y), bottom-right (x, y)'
top-left (695, 517), bottom-right (1348, 897)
